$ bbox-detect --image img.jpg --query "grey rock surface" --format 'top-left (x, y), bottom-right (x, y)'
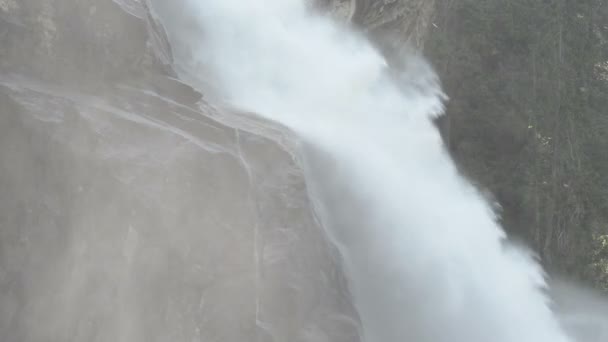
top-left (320, 0), bottom-right (434, 47)
top-left (354, 0), bottom-right (435, 49)
top-left (0, 1), bottom-right (361, 341)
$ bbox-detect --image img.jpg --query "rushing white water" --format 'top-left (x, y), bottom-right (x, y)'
top-left (155, 1), bottom-right (575, 341)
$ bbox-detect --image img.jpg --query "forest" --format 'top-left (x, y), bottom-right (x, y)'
top-left (426, 0), bottom-right (608, 289)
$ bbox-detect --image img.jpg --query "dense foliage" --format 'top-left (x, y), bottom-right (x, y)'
top-left (425, 0), bottom-right (608, 288)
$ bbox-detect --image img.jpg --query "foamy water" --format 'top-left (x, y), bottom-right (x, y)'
top-left (152, 1), bottom-right (577, 341)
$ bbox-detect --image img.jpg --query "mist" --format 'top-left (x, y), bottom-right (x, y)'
top-left (149, 0), bottom-right (586, 341)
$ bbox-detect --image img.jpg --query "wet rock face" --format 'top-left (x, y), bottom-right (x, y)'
top-left (0, 1), bottom-right (361, 341)
top-left (315, 0), bottom-right (356, 21)
top-left (0, 0), bottom-right (171, 84)
top-left (323, 0), bottom-right (435, 48)
top-left (358, 0), bottom-right (435, 50)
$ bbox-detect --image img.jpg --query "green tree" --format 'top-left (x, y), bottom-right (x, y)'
top-left (426, 0), bottom-right (608, 286)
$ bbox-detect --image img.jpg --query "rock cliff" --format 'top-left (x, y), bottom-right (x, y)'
top-left (1, 0), bottom-right (438, 340)
top-left (0, 1), bottom-right (364, 341)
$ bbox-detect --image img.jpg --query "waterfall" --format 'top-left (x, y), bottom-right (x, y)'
top-left (154, 1), bottom-right (574, 341)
